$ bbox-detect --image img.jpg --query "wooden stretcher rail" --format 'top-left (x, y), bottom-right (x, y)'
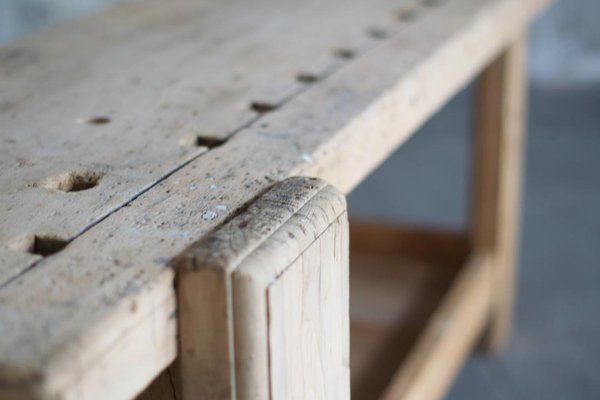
top-left (0, 0), bottom-right (550, 398)
top-left (349, 222), bottom-right (490, 400)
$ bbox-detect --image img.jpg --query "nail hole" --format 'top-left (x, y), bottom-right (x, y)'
top-left (296, 73), bottom-right (319, 84)
top-left (333, 48), bottom-right (356, 60)
top-left (366, 27), bottom-right (388, 39)
top-left (250, 101), bottom-right (278, 114)
top-left (87, 116), bottom-right (111, 125)
top-left (12, 235), bottom-right (69, 257)
top-left (195, 136), bottom-right (226, 149)
top-left (42, 171), bottom-right (103, 192)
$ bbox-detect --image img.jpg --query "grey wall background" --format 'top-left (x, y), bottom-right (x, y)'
top-left (1, 0), bottom-right (599, 85)
top-left (529, 0), bottom-right (600, 85)
top-left (0, 0), bottom-right (119, 44)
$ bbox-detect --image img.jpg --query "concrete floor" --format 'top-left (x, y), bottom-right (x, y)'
top-left (348, 83), bottom-right (600, 399)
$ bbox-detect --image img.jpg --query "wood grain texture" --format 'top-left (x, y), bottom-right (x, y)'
top-left (0, 0), bottom-right (420, 281)
top-left (471, 34), bottom-right (527, 352)
top-left (176, 176), bottom-right (349, 400)
top-left (0, 0), bottom-right (549, 398)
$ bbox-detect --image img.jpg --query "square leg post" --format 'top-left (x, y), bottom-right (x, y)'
top-left (470, 33), bottom-right (527, 353)
top-left (176, 177), bottom-right (350, 400)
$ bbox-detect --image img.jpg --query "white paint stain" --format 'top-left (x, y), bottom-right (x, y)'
top-left (201, 210), bottom-right (218, 221)
top-left (178, 231), bottom-right (191, 239)
top-left (301, 154), bottom-right (313, 162)
top-left (215, 204), bottom-right (227, 211)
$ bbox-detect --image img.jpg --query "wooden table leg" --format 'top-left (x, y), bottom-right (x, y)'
top-left (470, 33), bottom-right (527, 353)
top-left (175, 177), bottom-right (350, 400)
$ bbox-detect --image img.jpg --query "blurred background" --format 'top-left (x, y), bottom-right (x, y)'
top-left (1, 0), bottom-right (598, 398)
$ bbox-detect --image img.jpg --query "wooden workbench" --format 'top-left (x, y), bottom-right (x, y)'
top-left (0, 0), bottom-right (550, 398)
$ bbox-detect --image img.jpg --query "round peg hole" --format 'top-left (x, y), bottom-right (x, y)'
top-left (195, 136), bottom-right (226, 149)
top-left (29, 235), bottom-right (69, 257)
top-left (366, 27), bottom-right (388, 39)
top-left (178, 134), bottom-right (226, 149)
top-left (9, 234), bottom-right (69, 257)
top-left (296, 73), bottom-right (319, 84)
top-left (42, 171), bottom-right (103, 192)
top-left (250, 101), bottom-right (278, 114)
top-left (333, 48), bottom-right (356, 60)
top-left (87, 116), bottom-right (111, 125)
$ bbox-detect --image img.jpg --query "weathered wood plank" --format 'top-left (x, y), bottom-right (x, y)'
top-left (470, 34), bottom-right (527, 352)
top-left (0, 0), bottom-right (550, 398)
top-left (0, 0), bottom-right (418, 281)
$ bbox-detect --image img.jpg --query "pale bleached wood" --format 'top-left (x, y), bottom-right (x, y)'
top-left (470, 34), bottom-right (527, 352)
top-left (237, 216), bottom-right (349, 400)
top-left (176, 177), bottom-right (349, 399)
top-left (145, 222), bottom-right (486, 400)
top-left (0, 247), bottom-right (39, 284)
top-left (0, 0), bottom-right (549, 398)
top-left (0, 270), bottom-right (177, 400)
top-left (175, 177), bottom-right (330, 399)
top-left (0, 0), bottom-right (416, 283)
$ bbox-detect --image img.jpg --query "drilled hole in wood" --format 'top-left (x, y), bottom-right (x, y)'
top-left (296, 73), bottom-right (319, 84)
top-left (31, 236), bottom-right (68, 257)
top-left (333, 48), bottom-right (356, 60)
top-left (42, 171), bottom-right (103, 192)
top-left (250, 101), bottom-right (278, 114)
top-left (21, 235), bottom-right (69, 257)
top-left (195, 136), bottom-right (226, 149)
top-left (366, 27), bottom-right (388, 40)
top-left (87, 116), bottom-right (111, 125)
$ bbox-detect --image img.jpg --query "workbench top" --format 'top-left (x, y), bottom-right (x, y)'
top-left (0, 0), bottom-right (548, 398)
